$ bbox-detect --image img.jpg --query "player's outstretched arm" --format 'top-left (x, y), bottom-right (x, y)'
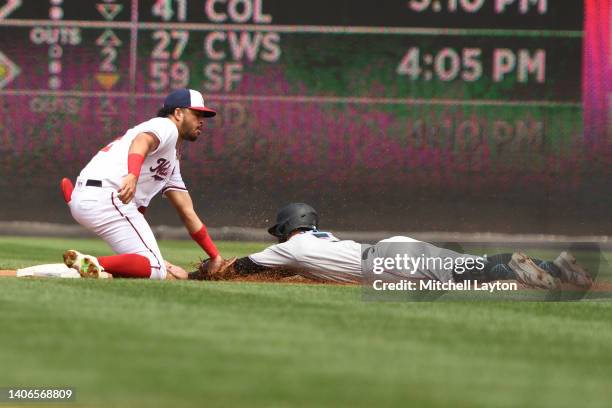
top-left (117, 132), bottom-right (159, 204)
top-left (165, 190), bottom-right (225, 272)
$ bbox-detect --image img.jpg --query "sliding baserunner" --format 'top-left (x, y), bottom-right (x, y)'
top-left (194, 203), bottom-right (592, 289)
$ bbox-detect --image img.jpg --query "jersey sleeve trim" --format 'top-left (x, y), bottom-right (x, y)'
top-left (161, 186), bottom-right (188, 197)
top-left (162, 185), bottom-right (188, 192)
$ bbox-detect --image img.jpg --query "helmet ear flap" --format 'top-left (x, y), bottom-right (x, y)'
top-left (277, 223), bottom-right (289, 238)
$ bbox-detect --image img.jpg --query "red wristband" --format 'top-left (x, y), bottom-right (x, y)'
top-left (190, 225), bottom-right (219, 258)
top-left (127, 153), bottom-right (145, 178)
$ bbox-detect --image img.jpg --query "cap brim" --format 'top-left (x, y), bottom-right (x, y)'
top-left (267, 224), bottom-right (281, 237)
top-left (189, 106), bottom-right (216, 117)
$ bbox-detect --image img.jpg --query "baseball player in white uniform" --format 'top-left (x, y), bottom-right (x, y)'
top-left (196, 203), bottom-right (593, 289)
top-left (61, 89), bottom-right (226, 280)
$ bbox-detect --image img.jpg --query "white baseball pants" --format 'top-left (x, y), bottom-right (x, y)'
top-left (68, 179), bottom-right (167, 279)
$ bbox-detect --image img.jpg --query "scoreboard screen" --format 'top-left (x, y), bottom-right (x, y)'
top-left (0, 0), bottom-right (608, 231)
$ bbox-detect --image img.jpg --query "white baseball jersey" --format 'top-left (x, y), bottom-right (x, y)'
top-left (248, 231), bottom-right (363, 283)
top-left (78, 117), bottom-right (187, 208)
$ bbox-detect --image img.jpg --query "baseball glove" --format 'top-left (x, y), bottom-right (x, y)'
top-left (190, 257), bottom-right (238, 281)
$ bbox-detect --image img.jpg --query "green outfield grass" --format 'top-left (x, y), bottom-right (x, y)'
top-left (1, 236), bottom-right (612, 408)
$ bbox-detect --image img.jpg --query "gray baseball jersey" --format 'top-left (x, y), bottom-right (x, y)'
top-left (248, 232), bottom-right (468, 283)
top-left (249, 231), bottom-right (362, 283)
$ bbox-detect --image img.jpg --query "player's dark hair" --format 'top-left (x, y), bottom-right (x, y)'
top-left (157, 106), bottom-right (177, 117)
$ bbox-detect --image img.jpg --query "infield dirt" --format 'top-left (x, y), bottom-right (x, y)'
top-left (2, 268), bottom-right (612, 292)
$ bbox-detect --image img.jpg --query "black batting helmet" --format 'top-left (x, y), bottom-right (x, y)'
top-left (267, 203), bottom-right (319, 240)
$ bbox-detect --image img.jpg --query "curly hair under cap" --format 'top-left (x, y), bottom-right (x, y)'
top-left (156, 106), bottom-right (178, 117)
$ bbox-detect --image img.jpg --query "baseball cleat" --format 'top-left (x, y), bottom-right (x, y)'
top-left (554, 251), bottom-right (593, 288)
top-left (508, 252), bottom-right (559, 290)
top-left (63, 249), bottom-right (106, 279)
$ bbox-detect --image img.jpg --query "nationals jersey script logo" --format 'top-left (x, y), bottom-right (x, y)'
top-left (150, 158), bottom-right (171, 181)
